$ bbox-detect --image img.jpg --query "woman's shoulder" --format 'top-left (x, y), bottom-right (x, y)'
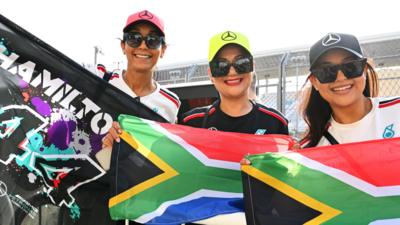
top-left (153, 82), bottom-right (181, 109)
top-left (254, 103), bottom-right (288, 126)
top-left (179, 105), bottom-right (215, 124)
top-left (157, 83), bottom-right (180, 100)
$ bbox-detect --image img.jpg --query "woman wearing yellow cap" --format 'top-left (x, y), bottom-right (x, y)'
top-left (179, 31), bottom-right (288, 136)
top-left (179, 31), bottom-right (288, 225)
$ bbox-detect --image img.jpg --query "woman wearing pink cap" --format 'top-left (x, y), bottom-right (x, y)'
top-left (99, 10), bottom-right (180, 158)
top-left (97, 9), bottom-right (181, 225)
top-left (111, 9), bottom-right (180, 124)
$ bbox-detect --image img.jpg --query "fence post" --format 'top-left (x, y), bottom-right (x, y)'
top-left (278, 52), bottom-right (289, 114)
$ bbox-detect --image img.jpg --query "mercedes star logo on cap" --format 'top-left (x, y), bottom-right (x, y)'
top-left (139, 10), bottom-right (153, 19)
top-left (322, 33), bottom-right (341, 46)
top-left (221, 31), bottom-right (237, 41)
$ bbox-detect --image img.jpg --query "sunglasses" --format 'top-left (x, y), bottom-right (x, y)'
top-left (311, 58), bottom-right (367, 84)
top-left (210, 56), bottom-right (253, 77)
top-left (123, 32), bottom-right (165, 49)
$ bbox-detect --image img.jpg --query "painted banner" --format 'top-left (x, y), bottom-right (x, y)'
top-left (242, 137), bottom-right (400, 225)
top-left (109, 114), bottom-right (293, 224)
top-left (0, 14), bottom-right (166, 225)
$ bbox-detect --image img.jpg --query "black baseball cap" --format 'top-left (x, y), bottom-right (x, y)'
top-left (309, 33), bottom-right (363, 69)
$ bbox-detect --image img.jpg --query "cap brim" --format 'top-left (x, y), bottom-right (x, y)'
top-left (310, 46), bottom-right (363, 69)
top-left (210, 43), bottom-right (251, 62)
top-left (123, 20), bottom-right (164, 36)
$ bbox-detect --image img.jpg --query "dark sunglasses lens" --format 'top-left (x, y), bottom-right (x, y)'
top-left (233, 57), bottom-right (253, 74)
top-left (312, 59), bottom-right (367, 83)
top-left (211, 60), bottom-right (230, 77)
top-left (342, 59), bottom-right (366, 78)
top-left (313, 66), bottom-right (338, 83)
top-left (125, 33), bottom-right (142, 48)
top-left (145, 35), bottom-right (162, 49)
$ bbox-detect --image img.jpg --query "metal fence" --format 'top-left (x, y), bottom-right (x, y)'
top-left (155, 32), bottom-right (400, 138)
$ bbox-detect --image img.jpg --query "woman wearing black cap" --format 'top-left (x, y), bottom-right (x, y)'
top-left (240, 32), bottom-right (400, 225)
top-left (300, 32), bottom-right (400, 148)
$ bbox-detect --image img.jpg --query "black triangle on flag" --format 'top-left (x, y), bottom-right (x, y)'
top-left (242, 171), bottom-right (321, 225)
top-left (110, 137), bottom-right (163, 196)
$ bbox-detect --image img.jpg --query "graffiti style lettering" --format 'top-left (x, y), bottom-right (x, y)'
top-left (30, 69), bottom-right (64, 97)
top-left (0, 50), bottom-right (113, 135)
top-left (34, 155), bottom-right (105, 207)
top-left (13, 61), bottom-right (35, 84)
top-left (0, 105), bottom-right (48, 165)
top-left (0, 116), bottom-right (23, 139)
top-left (0, 51), bottom-right (19, 70)
top-left (59, 89), bottom-right (81, 112)
top-left (0, 104), bottom-right (105, 217)
top-left (91, 112), bottom-right (113, 135)
top-left (76, 98), bottom-right (100, 119)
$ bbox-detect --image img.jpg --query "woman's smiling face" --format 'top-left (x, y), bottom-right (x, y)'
top-left (210, 45), bottom-right (252, 100)
top-left (310, 49), bottom-right (367, 109)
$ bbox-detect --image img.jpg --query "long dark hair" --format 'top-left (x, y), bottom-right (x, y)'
top-left (300, 62), bottom-right (379, 148)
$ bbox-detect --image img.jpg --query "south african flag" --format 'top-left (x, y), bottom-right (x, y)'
top-left (108, 114), bottom-right (293, 224)
top-left (242, 137), bottom-right (400, 225)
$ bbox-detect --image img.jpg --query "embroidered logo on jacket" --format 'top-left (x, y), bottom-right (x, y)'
top-left (382, 124), bottom-right (395, 138)
top-left (255, 129), bottom-right (266, 135)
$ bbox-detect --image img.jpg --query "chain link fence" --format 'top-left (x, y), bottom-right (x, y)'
top-left (155, 62), bottom-right (209, 85)
top-left (155, 33), bottom-right (400, 138)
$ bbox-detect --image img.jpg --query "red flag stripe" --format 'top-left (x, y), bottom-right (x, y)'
top-left (158, 122), bottom-right (293, 163)
top-left (296, 137), bottom-right (400, 187)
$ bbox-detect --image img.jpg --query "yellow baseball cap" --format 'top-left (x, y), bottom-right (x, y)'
top-left (208, 31), bottom-right (251, 62)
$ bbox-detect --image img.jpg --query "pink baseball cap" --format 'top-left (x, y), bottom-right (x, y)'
top-left (123, 10), bottom-right (165, 36)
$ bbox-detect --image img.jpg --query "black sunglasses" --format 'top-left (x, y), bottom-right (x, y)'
top-left (123, 32), bottom-right (165, 49)
top-left (210, 56), bottom-right (253, 77)
top-left (311, 58), bottom-right (367, 84)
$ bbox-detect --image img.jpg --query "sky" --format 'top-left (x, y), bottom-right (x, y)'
top-left (2, 0), bottom-right (400, 70)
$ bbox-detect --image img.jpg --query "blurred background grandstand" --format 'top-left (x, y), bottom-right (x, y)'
top-left (155, 32), bottom-right (400, 138)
